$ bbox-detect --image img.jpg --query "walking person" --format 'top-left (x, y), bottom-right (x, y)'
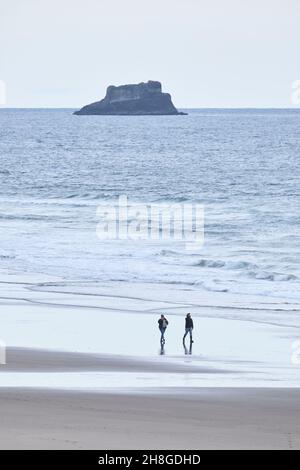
top-left (158, 314), bottom-right (168, 344)
top-left (183, 313), bottom-right (194, 344)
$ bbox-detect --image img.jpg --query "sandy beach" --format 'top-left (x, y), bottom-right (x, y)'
top-left (1, 273), bottom-right (300, 449)
top-left (1, 386), bottom-right (300, 449)
top-left (0, 346), bottom-right (299, 449)
top-left (3, 346), bottom-right (221, 374)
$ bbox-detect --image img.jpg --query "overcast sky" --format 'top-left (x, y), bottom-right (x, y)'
top-left (0, 0), bottom-right (299, 108)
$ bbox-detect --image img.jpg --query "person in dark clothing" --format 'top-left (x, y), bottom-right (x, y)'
top-left (183, 313), bottom-right (194, 343)
top-left (158, 314), bottom-right (169, 343)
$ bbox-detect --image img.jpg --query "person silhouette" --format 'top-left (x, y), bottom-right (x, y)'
top-left (158, 314), bottom-right (169, 344)
top-left (183, 313), bottom-right (194, 344)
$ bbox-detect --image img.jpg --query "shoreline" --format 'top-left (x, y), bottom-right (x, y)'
top-left (0, 268), bottom-right (300, 388)
top-left (0, 269), bottom-right (300, 448)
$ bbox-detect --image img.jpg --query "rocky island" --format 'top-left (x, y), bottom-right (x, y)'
top-left (74, 81), bottom-right (186, 115)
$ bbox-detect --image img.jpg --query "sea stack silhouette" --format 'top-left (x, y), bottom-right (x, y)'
top-left (74, 81), bottom-right (186, 115)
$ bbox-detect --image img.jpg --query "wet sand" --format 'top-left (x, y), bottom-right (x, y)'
top-left (0, 387), bottom-right (299, 449)
top-left (2, 346), bottom-right (223, 374)
top-left (1, 275), bottom-right (300, 449)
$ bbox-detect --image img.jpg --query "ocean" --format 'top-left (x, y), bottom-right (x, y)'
top-left (0, 108), bottom-right (300, 307)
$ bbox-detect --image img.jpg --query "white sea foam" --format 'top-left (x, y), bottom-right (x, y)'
top-left (0, 109), bottom-right (299, 308)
